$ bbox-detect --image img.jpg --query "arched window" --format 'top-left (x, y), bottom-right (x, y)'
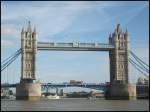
top-left (26, 40), bottom-right (28, 46)
top-left (25, 32), bottom-right (27, 38)
top-left (122, 42), bottom-right (124, 47)
top-left (30, 63), bottom-right (32, 69)
top-left (26, 63), bottom-right (28, 69)
top-left (28, 72), bottom-right (30, 78)
top-left (30, 40), bottom-right (32, 47)
top-left (26, 72), bottom-right (28, 78)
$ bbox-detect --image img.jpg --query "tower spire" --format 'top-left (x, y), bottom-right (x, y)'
top-left (21, 26), bottom-right (25, 33)
top-left (124, 28), bottom-right (129, 41)
top-left (27, 21), bottom-right (32, 32)
top-left (114, 29), bottom-right (118, 35)
top-left (116, 24), bottom-right (121, 33)
top-left (109, 33), bottom-right (111, 38)
top-left (125, 28), bottom-right (128, 35)
top-left (34, 26), bottom-right (36, 33)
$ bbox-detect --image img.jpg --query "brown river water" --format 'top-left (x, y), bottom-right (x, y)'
top-left (1, 98), bottom-right (149, 111)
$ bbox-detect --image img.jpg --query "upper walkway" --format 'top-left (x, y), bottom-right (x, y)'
top-left (37, 42), bottom-right (114, 51)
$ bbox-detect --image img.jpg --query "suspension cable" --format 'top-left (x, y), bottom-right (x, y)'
top-left (2, 49), bottom-right (21, 68)
top-left (2, 51), bottom-right (21, 69)
top-left (1, 50), bottom-right (21, 70)
top-left (1, 50), bottom-right (21, 71)
top-left (129, 50), bottom-right (149, 68)
top-left (1, 52), bottom-right (21, 71)
top-left (1, 53), bottom-right (20, 71)
top-left (129, 52), bottom-right (149, 72)
top-left (129, 59), bottom-right (149, 78)
top-left (129, 58), bottom-right (149, 73)
top-left (2, 49), bottom-right (21, 64)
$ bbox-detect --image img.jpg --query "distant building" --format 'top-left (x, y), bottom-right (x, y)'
top-left (70, 80), bottom-right (83, 85)
top-left (1, 88), bottom-right (14, 99)
top-left (136, 77), bottom-right (149, 99)
top-left (137, 77), bottom-right (149, 85)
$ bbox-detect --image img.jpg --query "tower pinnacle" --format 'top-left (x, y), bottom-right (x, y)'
top-left (125, 28), bottom-right (128, 35)
top-left (117, 24), bottom-right (121, 33)
top-left (109, 33), bottom-right (111, 38)
top-left (27, 21), bottom-right (32, 32)
top-left (114, 29), bottom-right (118, 35)
top-left (34, 26), bottom-right (36, 33)
top-left (21, 27), bottom-right (24, 33)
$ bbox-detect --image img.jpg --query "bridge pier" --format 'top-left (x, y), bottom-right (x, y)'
top-left (16, 82), bottom-right (41, 100)
top-left (105, 83), bottom-right (136, 100)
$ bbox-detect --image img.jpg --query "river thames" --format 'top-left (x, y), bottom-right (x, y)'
top-left (1, 98), bottom-right (149, 111)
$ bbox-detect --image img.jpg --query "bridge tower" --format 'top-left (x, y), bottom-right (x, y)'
top-left (108, 24), bottom-right (136, 99)
top-left (21, 21), bottom-right (36, 82)
top-left (109, 24), bottom-right (129, 84)
top-left (16, 21), bottom-right (41, 100)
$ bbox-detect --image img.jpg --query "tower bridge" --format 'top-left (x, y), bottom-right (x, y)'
top-left (1, 21), bottom-right (149, 100)
top-left (19, 22), bottom-right (135, 100)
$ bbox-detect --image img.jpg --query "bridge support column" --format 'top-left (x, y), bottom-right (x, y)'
top-left (106, 83), bottom-right (136, 100)
top-left (16, 82), bottom-right (41, 100)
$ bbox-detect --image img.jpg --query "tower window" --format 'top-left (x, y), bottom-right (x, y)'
top-left (122, 42), bottom-right (124, 47)
top-left (26, 72), bottom-right (28, 78)
top-left (26, 64), bottom-right (28, 69)
top-left (28, 72), bottom-right (31, 78)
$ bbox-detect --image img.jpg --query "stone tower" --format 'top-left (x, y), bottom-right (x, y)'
top-left (16, 21), bottom-right (41, 100)
top-left (109, 24), bottom-right (129, 84)
top-left (107, 24), bottom-right (136, 99)
top-left (21, 21), bottom-right (37, 83)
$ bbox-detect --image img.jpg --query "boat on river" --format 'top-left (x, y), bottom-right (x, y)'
top-left (46, 95), bottom-right (60, 99)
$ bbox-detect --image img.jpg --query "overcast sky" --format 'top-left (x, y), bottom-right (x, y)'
top-left (1, 1), bottom-right (149, 85)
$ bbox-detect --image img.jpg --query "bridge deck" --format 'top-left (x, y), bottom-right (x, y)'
top-left (37, 42), bottom-right (114, 51)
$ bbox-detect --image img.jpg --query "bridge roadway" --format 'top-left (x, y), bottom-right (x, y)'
top-left (37, 42), bottom-right (114, 51)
